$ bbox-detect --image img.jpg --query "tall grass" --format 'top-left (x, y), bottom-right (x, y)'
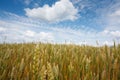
top-left (0, 43), bottom-right (120, 80)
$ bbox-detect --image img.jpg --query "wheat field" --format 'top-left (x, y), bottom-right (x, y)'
top-left (0, 42), bottom-right (120, 80)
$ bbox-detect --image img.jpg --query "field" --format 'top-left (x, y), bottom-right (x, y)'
top-left (0, 43), bottom-right (120, 80)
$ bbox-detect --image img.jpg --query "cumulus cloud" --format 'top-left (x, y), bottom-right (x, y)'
top-left (24, 0), bottom-right (78, 22)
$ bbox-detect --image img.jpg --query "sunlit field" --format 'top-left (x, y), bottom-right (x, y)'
top-left (0, 43), bottom-right (120, 80)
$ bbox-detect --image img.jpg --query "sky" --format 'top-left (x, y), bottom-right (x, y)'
top-left (0, 0), bottom-right (120, 46)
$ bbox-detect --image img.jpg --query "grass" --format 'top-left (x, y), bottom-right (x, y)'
top-left (0, 42), bottom-right (120, 80)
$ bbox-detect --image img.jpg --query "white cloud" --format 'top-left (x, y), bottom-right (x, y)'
top-left (24, 0), bottom-right (32, 5)
top-left (38, 32), bottom-right (54, 40)
top-left (110, 9), bottom-right (120, 17)
top-left (71, 0), bottom-right (82, 4)
top-left (103, 30), bottom-right (120, 38)
top-left (24, 0), bottom-right (78, 22)
top-left (0, 19), bottom-right (54, 43)
top-left (24, 30), bottom-right (54, 41)
top-left (0, 11), bottom-right (119, 46)
top-left (33, 3), bottom-right (39, 8)
top-left (96, 1), bottom-right (120, 43)
top-left (98, 1), bottom-right (120, 31)
top-left (24, 30), bottom-right (35, 37)
top-left (110, 31), bottom-right (120, 38)
top-left (107, 9), bottom-right (120, 27)
top-left (0, 27), bottom-right (6, 32)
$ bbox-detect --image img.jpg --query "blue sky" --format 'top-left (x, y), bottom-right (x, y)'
top-left (0, 0), bottom-right (120, 46)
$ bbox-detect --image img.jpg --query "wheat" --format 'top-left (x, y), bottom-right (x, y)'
top-left (0, 43), bottom-right (120, 80)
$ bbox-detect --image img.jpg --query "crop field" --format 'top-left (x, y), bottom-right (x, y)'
top-left (0, 43), bottom-right (120, 80)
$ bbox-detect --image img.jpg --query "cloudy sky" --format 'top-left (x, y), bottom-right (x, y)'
top-left (0, 0), bottom-right (120, 46)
